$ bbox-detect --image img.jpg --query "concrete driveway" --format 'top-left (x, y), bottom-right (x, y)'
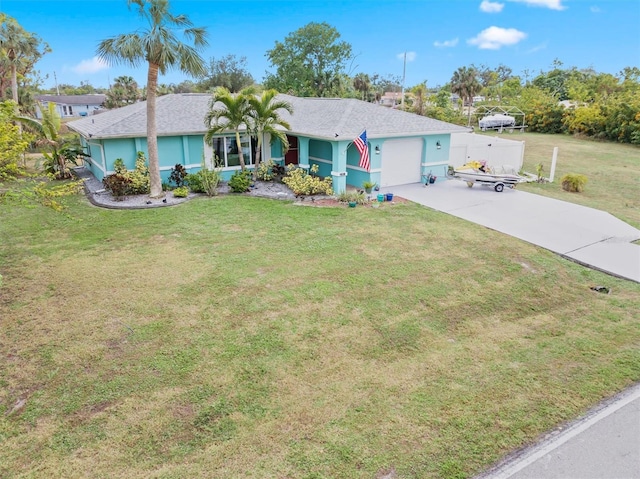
top-left (384, 180), bottom-right (640, 283)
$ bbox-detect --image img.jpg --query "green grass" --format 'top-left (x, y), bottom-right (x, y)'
top-left (1, 136), bottom-right (639, 478)
top-left (486, 132), bottom-right (640, 228)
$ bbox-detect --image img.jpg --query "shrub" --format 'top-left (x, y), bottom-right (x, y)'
top-left (228, 169), bottom-right (252, 193)
top-left (255, 159), bottom-right (276, 181)
top-left (103, 173), bottom-right (132, 200)
top-left (172, 186), bottom-right (189, 198)
top-left (337, 190), bottom-right (366, 205)
top-left (0, 103), bottom-right (29, 180)
top-left (561, 173), bottom-right (588, 193)
top-left (129, 152), bottom-right (150, 194)
top-left (271, 163), bottom-right (286, 182)
top-left (187, 159), bottom-right (222, 196)
top-left (185, 173), bottom-right (202, 192)
top-left (282, 164), bottom-right (333, 196)
top-left (198, 167), bottom-right (221, 196)
top-left (107, 152), bottom-right (150, 195)
top-left (0, 159), bottom-right (21, 181)
top-left (113, 158), bottom-right (127, 174)
top-left (169, 163), bottom-right (188, 187)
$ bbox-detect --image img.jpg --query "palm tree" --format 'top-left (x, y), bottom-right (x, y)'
top-left (204, 87), bottom-right (255, 171)
top-left (246, 89), bottom-right (292, 179)
top-left (105, 75), bottom-right (139, 109)
top-left (353, 73), bottom-right (371, 101)
top-left (18, 103), bottom-right (86, 179)
top-left (451, 66), bottom-right (482, 126)
top-left (96, 0), bottom-right (208, 198)
top-left (0, 15), bottom-right (40, 105)
top-left (411, 82), bottom-right (428, 116)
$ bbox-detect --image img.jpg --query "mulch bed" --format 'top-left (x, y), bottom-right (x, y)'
top-left (296, 196), bottom-right (410, 208)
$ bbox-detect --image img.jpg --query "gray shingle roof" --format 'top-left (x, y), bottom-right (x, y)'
top-left (37, 94), bottom-right (106, 105)
top-left (68, 93), bottom-right (469, 140)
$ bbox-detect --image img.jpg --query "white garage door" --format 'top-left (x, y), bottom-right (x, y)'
top-left (380, 138), bottom-right (423, 187)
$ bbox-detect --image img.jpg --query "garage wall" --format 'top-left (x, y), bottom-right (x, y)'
top-left (450, 133), bottom-right (525, 172)
top-left (379, 138), bottom-right (423, 187)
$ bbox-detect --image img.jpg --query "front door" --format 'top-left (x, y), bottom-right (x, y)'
top-left (284, 135), bottom-right (298, 165)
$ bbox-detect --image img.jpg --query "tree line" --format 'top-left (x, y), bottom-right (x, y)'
top-left (2, 4), bottom-right (639, 146)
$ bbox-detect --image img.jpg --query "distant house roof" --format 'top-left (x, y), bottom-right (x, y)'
top-left (68, 93), bottom-right (469, 140)
top-left (37, 94), bottom-right (106, 106)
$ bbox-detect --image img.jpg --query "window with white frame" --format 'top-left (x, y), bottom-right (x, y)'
top-left (210, 135), bottom-right (253, 168)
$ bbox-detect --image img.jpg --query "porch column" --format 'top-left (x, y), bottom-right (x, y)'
top-left (298, 137), bottom-right (310, 170)
top-left (331, 140), bottom-right (348, 194)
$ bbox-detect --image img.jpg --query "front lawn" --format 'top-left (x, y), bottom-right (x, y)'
top-left (1, 188), bottom-right (638, 478)
top-left (488, 132), bottom-right (640, 229)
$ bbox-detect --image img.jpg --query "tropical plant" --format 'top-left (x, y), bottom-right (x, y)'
top-left (105, 153), bottom-right (150, 195)
top-left (127, 152), bottom-right (150, 194)
top-left (172, 186), bottom-right (189, 197)
top-left (169, 163), bottom-right (187, 187)
top-left (255, 159), bottom-right (277, 181)
top-left (362, 180), bottom-right (376, 193)
top-left (246, 89), bottom-right (292, 180)
top-left (204, 86), bottom-right (255, 170)
top-left (96, 0), bottom-right (208, 198)
top-left (102, 173), bottom-right (132, 199)
top-left (17, 102), bottom-right (86, 179)
top-left (451, 66), bottom-right (482, 126)
top-left (282, 164), bottom-right (333, 196)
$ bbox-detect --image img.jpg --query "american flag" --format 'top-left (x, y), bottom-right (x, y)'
top-left (354, 130), bottom-right (370, 171)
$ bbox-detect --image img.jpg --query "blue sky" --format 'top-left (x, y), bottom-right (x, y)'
top-left (1, 0), bottom-right (638, 90)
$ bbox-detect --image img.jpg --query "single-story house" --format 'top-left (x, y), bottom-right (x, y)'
top-left (36, 94), bottom-right (106, 119)
top-left (67, 93), bottom-right (471, 193)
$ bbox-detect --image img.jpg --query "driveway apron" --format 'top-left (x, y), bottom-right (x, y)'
top-left (384, 181), bottom-right (640, 283)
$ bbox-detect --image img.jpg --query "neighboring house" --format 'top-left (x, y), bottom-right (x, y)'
top-left (36, 94), bottom-right (106, 119)
top-left (379, 91), bottom-right (400, 107)
top-left (67, 93), bottom-right (471, 193)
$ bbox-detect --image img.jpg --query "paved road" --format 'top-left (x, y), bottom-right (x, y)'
top-left (386, 181), bottom-right (640, 282)
top-left (476, 384), bottom-right (640, 479)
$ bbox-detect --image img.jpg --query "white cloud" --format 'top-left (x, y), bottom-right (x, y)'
top-left (480, 1), bottom-right (505, 13)
top-left (396, 51), bottom-right (417, 62)
top-left (468, 26), bottom-right (527, 49)
top-left (72, 57), bottom-right (109, 74)
top-left (507, 0), bottom-right (566, 10)
top-left (434, 38), bottom-right (459, 48)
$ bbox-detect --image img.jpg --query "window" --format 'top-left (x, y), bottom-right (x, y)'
top-left (63, 105), bottom-right (68, 115)
top-left (69, 105), bottom-right (73, 115)
top-left (210, 135), bottom-right (253, 168)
